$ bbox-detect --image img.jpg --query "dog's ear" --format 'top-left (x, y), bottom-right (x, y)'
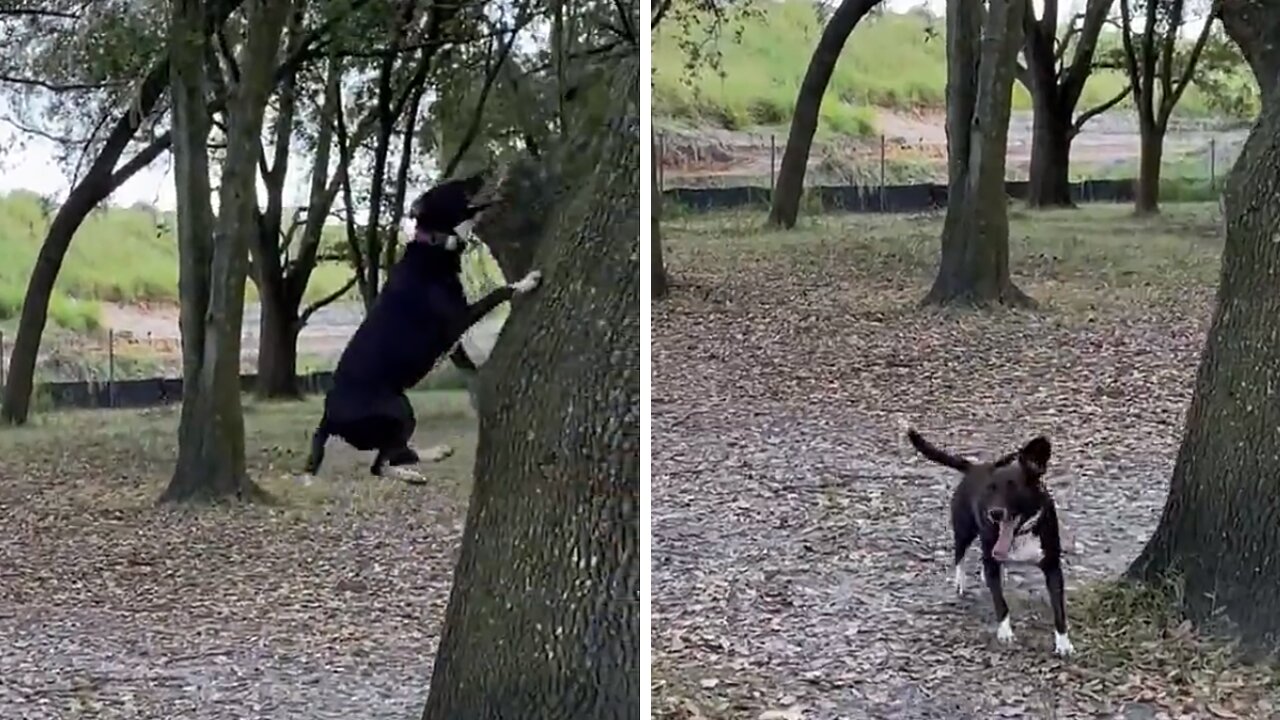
top-left (1017, 436), bottom-right (1051, 475)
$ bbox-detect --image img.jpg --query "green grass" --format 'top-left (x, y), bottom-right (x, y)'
top-left (663, 202), bottom-right (1224, 311)
top-left (0, 190), bottom-right (358, 331)
top-left (653, 3), bottom-right (1234, 135)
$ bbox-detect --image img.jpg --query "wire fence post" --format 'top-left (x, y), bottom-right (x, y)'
top-left (1, 330), bottom-right (5, 390)
top-left (879, 134), bottom-right (887, 212)
top-left (107, 328), bottom-right (115, 408)
top-left (1209, 136), bottom-right (1217, 191)
top-left (770, 134), bottom-right (777, 194)
top-left (657, 132), bottom-right (665, 193)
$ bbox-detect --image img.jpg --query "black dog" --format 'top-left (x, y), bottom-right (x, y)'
top-left (303, 173), bottom-right (542, 483)
top-left (906, 428), bottom-right (1074, 657)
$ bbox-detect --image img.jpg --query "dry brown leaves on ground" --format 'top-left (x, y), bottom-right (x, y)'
top-left (651, 206), bottom-right (1280, 720)
top-left (0, 393), bottom-right (475, 719)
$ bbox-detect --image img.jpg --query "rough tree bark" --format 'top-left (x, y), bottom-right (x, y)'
top-left (1117, 0), bottom-right (1216, 215)
top-left (1018, 0), bottom-right (1126, 208)
top-left (1126, 0), bottom-right (1280, 655)
top-left (765, 0), bottom-right (883, 229)
top-left (0, 0), bottom-right (243, 425)
top-left (652, 133), bottom-right (669, 298)
top-left (924, 0), bottom-right (1032, 306)
top-left (162, 0), bottom-right (291, 503)
top-left (420, 57), bottom-right (639, 719)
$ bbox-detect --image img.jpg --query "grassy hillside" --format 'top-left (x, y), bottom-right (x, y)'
top-left (0, 191), bottom-right (355, 332)
top-left (653, 2), bottom-right (1229, 135)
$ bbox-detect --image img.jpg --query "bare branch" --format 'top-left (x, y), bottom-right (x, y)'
top-left (0, 73), bottom-right (125, 92)
top-left (298, 273), bottom-right (359, 328)
top-left (1160, 0), bottom-right (1220, 123)
top-left (1072, 83), bottom-right (1131, 135)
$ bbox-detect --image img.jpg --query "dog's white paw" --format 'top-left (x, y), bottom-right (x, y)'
top-left (297, 473), bottom-right (317, 486)
top-left (422, 444), bottom-right (454, 463)
top-left (952, 565), bottom-right (966, 596)
top-left (385, 466), bottom-right (428, 485)
top-left (1053, 631), bottom-right (1074, 657)
top-left (995, 617), bottom-right (1015, 644)
top-left (512, 270), bottom-right (542, 294)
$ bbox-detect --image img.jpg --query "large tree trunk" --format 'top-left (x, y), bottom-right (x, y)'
top-left (1018, 0), bottom-right (1115, 210)
top-left (162, 0), bottom-right (290, 503)
top-left (652, 133), bottom-right (669, 299)
top-left (924, 0), bottom-right (1032, 306)
top-left (421, 58), bottom-right (639, 719)
top-left (256, 285), bottom-right (301, 399)
top-left (766, 0), bottom-right (883, 229)
top-left (1135, 120), bottom-right (1165, 215)
top-left (1126, 0), bottom-right (1280, 655)
top-left (0, 0), bottom-right (242, 425)
top-left (1026, 106), bottom-right (1074, 208)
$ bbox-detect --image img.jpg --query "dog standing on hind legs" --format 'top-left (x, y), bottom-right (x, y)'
top-left (905, 427), bottom-right (1075, 657)
top-left (302, 173), bottom-right (542, 484)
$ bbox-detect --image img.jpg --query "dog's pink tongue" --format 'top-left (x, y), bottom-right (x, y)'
top-left (992, 519), bottom-right (1017, 560)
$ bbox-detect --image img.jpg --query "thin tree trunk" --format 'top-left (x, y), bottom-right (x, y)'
top-left (421, 59), bottom-right (640, 720)
top-left (1135, 121), bottom-right (1165, 215)
top-left (766, 0), bottom-right (883, 229)
top-left (1127, 12), bottom-right (1280, 648)
top-left (652, 133), bottom-right (669, 298)
top-left (924, 0), bottom-right (1032, 307)
top-left (163, 0), bottom-right (290, 503)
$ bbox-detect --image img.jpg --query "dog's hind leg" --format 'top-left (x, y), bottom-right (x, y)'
top-left (301, 417), bottom-right (332, 482)
top-left (373, 396), bottom-right (436, 484)
top-left (1041, 558), bottom-right (1074, 656)
top-left (983, 556), bottom-right (1015, 645)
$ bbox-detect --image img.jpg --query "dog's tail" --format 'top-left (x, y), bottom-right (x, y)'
top-left (906, 429), bottom-right (971, 472)
top-left (304, 419), bottom-right (331, 475)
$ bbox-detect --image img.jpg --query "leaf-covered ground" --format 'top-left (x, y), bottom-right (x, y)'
top-left (0, 392), bottom-right (476, 719)
top-left (652, 204), bottom-right (1280, 719)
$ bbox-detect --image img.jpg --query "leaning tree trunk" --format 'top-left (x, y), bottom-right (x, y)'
top-left (766, 0), bottom-right (883, 229)
top-left (162, 0), bottom-right (289, 503)
top-left (653, 133), bottom-right (669, 298)
top-left (1126, 0), bottom-right (1280, 654)
top-left (1026, 94), bottom-right (1075, 208)
top-left (924, 0), bottom-right (1032, 306)
top-left (1135, 118), bottom-right (1165, 215)
top-left (421, 58), bottom-right (640, 719)
top-left (0, 0), bottom-right (242, 426)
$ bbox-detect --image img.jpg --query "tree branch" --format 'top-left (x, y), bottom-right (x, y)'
top-left (298, 273), bottom-right (359, 328)
top-left (1072, 83), bottom-right (1131, 135)
top-left (442, 14), bottom-right (531, 177)
top-left (1160, 0), bottom-right (1220, 123)
top-left (0, 73), bottom-right (125, 92)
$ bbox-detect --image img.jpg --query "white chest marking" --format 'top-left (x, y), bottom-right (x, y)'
top-left (1005, 534), bottom-right (1044, 564)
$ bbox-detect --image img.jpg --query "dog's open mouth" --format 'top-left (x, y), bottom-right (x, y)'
top-left (992, 518), bottom-right (1019, 561)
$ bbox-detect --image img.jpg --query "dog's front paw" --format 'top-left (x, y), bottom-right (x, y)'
top-left (952, 565), bottom-right (966, 596)
top-left (512, 270), bottom-right (542, 294)
top-left (995, 617), bottom-right (1015, 644)
top-left (1053, 631), bottom-right (1074, 657)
